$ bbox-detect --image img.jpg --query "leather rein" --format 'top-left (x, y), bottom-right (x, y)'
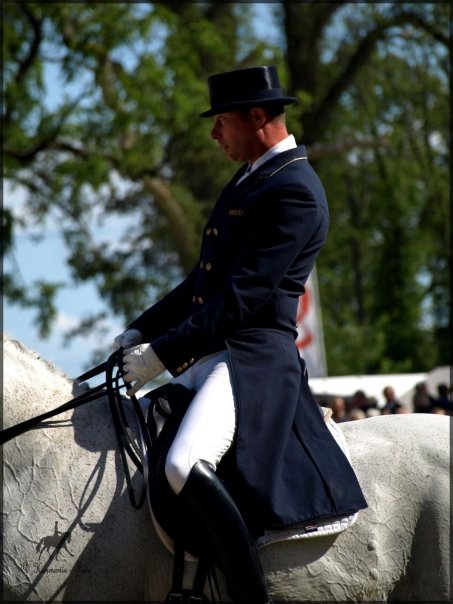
top-left (0, 349), bottom-right (153, 509)
top-left (2, 350), bottom-right (223, 601)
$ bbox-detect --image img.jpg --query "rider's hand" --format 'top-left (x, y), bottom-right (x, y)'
top-left (112, 328), bottom-right (143, 351)
top-left (122, 344), bottom-right (165, 397)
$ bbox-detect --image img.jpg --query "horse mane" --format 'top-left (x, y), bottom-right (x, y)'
top-left (3, 331), bottom-right (74, 383)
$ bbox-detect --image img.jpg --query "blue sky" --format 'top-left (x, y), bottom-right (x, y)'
top-left (4, 180), bottom-right (125, 378)
top-left (4, 3), bottom-right (283, 380)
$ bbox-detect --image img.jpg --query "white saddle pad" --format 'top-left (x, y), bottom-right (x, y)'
top-left (256, 411), bottom-right (358, 548)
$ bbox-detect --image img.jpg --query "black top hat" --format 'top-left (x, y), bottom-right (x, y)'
top-left (200, 65), bottom-right (297, 117)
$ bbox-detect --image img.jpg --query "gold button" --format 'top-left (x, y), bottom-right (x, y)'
top-left (205, 262), bottom-right (212, 271)
top-left (189, 358), bottom-right (195, 365)
top-left (176, 367), bottom-right (183, 374)
top-left (206, 227), bottom-right (212, 235)
top-left (182, 362), bottom-right (189, 369)
top-left (200, 261), bottom-right (204, 269)
top-left (197, 296), bottom-right (204, 304)
top-left (213, 228), bottom-right (219, 236)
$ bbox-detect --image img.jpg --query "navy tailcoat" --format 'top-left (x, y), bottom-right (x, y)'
top-left (129, 146), bottom-right (367, 534)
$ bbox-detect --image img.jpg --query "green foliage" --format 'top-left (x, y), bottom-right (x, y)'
top-left (2, 273), bottom-right (64, 339)
top-left (3, 2), bottom-right (450, 374)
top-left (313, 5), bottom-right (449, 372)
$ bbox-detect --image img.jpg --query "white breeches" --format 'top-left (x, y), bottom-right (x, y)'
top-left (165, 351), bottom-right (237, 495)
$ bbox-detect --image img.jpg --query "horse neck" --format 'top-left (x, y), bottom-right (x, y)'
top-left (4, 337), bottom-right (80, 421)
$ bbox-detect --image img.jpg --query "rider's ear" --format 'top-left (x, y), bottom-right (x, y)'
top-left (249, 108), bottom-right (266, 129)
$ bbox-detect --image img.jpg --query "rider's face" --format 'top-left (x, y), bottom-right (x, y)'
top-left (210, 111), bottom-right (257, 163)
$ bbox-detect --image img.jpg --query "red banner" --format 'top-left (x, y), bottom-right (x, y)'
top-left (295, 268), bottom-right (327, 377)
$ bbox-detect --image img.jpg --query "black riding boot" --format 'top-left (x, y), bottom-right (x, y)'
top-left (179, 460), bottom-right (270, 604)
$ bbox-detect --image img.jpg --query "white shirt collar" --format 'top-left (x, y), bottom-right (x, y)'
top-left (249, 134), bottom-right (297, 174)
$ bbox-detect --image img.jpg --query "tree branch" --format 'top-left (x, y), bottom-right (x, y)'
top-left (143, 176), bottom-right (197, 273)
top-left (3, 4), bottom-right (42, 126)
top-left (399, 9), bottom-right (449, 48)
top-left (307, 136), bottom-right (390, 160)
top-left (310, 3), bottom-right (348, 45)
top-left (304, 9), bottom-right (448, 143)
top-left (283, 1), bottom-right (346, 94)
top-left (3, 95), bottom-right (84, 164)
top-left (15, 4), bottom-right (43, 87)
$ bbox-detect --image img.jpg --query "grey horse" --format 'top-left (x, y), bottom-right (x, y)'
top-left (2, 335), bottom-right (450, 601)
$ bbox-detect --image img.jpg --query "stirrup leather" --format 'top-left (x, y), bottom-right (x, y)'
top-left (165, 540), bottom-right (211, 604)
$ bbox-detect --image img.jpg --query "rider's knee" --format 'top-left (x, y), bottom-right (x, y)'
top-left (165, 450), bottom-right (190, 496)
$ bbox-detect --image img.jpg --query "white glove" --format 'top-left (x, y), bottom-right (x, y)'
top-left (112, 328), bottom-right (143, 351)
top-left (122, 344), bottom-right (165, 396)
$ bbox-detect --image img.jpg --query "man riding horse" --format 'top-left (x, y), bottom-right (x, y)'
top-left (116, 65), bottom-right (368, 604)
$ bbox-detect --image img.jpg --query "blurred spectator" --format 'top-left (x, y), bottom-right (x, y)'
top-left (431, 406), bottom-right (447, 415)
top-left (330, 396), bottom-right (349, 423)
top-left (412, 382), bottom-right (435, 413)
top-left (395, 405), bottom-right (410, 414)
top-left (432, 383), bottom-right (453, 415)
top-left (349, 408), bottom-right (366, 421)
top-left (381, 386), bottom-right (404, 414)
top-left (349, 389), bottom-right (374, 414)
top-left (368, 396), bottom-right (379, 410)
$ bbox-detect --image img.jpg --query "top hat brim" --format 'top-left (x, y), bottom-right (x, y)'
top-left (200, 96), bottom-right (297, 118)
